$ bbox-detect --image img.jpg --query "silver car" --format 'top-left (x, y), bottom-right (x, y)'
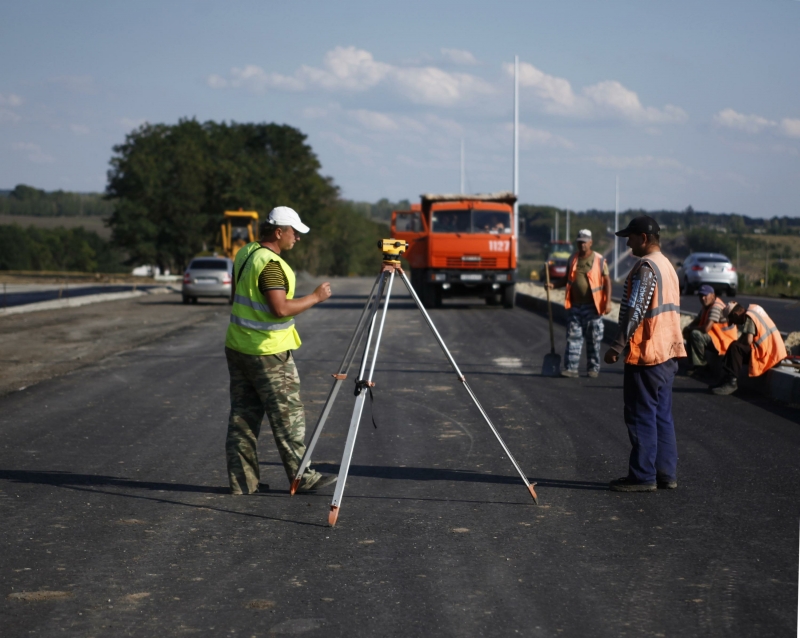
top-left (182, 257), bottom-right (233, 304)
top-left (676, 252), bottom-right (737, 297)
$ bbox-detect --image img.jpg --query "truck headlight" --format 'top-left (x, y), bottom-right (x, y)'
top-left (495, 273), bottom-right (510, 282)
top-left (432, 273), bottom-right (446, 282)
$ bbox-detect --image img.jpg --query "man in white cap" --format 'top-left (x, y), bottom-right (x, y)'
top-left (547, 228), bottom-right (611, 377)
top-left (224, 206), bottom-right (335, 495)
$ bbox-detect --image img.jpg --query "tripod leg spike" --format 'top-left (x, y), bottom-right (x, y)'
top-left (289, 477), bottom-right (301, 496)
top-left (528, 483), bottom-right (539, 505)
top-left (328, 506), bottom-right (339, 527)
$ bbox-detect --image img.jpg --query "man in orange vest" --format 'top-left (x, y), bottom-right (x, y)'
top-left (604, 216), bottom-right (686, 492)
top-left (683, 284), bottom-right (737, 377)
top-left (711, 303), bottom-right (787, 395)
top-left (546, 229), bottom-right (611, 378)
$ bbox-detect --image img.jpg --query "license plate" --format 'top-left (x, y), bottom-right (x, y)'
top-left (196, 277), bottom-right (216, 283)
top-left (460, 273), bottom-right (483, 281)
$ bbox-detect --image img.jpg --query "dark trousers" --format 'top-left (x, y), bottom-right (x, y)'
top-left (623, 358), bottom-right (679, 484)
top-left (723, 341), bottom-right (751, 379)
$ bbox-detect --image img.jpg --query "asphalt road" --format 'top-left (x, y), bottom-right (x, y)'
top-left (1, 278), bottom-right (798, 637)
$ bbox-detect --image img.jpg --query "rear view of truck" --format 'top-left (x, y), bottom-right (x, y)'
top-left (391, 192), bottom-right (517, 308)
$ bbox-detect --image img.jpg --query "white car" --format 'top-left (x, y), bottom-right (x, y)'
top-left (676, 253), bottom-right (737, 297)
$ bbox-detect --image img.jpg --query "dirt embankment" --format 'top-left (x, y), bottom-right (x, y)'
top-left (0, 293), bottom-right (227, 397)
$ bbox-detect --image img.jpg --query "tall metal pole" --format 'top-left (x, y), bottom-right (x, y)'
top-left (460, 138), bottom-right (465, 195)
top-left (513, 55), bottom-right (519, 266)
top-left (565, 209), bottom-right (570, 246)
top-left (555, 211), bottom-right (559, 244)
top-left (614, 175), bottom-right (619, 281)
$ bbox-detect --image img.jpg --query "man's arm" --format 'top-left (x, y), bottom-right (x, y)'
top-left (699, 303), bottom-right (722, 334)
top-left (267, 284), bottom-right (331, 318)
top-left (604, 263), bottom-right (657, 363)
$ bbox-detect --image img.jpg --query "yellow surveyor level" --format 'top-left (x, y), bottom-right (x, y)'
top-left (378, 239), bottom-right (408, 265)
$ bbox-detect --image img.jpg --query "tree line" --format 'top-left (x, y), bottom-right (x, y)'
top-left (0, 185), bottom-right (114, 217)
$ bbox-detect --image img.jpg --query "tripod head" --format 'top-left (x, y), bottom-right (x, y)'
top-left (378, 239), bottom-right (408, 267)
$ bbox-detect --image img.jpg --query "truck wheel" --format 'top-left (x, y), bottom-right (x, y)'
top-left (182, 295), bottom-right (190, 304)
top-left (502, 285), bottom-right (515, 308)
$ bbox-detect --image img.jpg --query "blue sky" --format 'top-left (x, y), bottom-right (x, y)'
top-left (1, 0), bottom-right (798, 217)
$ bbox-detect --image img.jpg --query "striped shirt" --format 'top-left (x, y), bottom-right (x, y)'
top-left (257, 259), bottom-right (288, 296)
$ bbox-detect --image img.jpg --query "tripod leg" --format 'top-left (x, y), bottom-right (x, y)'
top-left (329, 270), bottom-right (396, 526)
top-left (291, 273), bottom-right (383, 495)
top-left (398, 270), bottom-right (538, 504)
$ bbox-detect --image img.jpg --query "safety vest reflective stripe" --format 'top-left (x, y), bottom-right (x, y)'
top-left (645, 302), bottom-right (680, 318)
top-left (625, 251), bottom-right (687, 366)
top-left (233, 294), bottom-right (272, 313)
top-left (744, 304), bottom-right (786, 377)
top-left (230, 315), bottom-right (296, 331)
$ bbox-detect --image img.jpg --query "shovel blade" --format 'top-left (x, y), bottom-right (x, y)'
top-left (541, 353), bottom-right (561, 377)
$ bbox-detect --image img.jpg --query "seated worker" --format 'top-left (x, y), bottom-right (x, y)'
top-left (546, 229), bottom-right (611, 378)
top-left (683, 284), bottom-right (738, 377)
top-left (711, 303), bottom-right (787, 395)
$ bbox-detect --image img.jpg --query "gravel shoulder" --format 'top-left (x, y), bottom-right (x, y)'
top-left (0, 292), bottom-right (228, 397)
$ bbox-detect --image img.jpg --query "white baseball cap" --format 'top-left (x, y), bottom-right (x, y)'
top-left (268, 206), bottom-right (310, 234)
top-left (576, 229), bottom-right (592, 242)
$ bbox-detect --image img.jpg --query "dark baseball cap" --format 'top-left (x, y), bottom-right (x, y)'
top-left (615, 215), bottom-right (660, 237)
top-left (696, 284), bottom-right (715, 296)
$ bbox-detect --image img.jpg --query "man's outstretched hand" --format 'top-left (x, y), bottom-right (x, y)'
top-left (604, 349), bottom-right (619, 365)
top-left (314, 282), bottom-right (332, 303)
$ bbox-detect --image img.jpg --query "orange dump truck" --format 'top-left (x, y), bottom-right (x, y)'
top-left (391, 192), bottom-right (517, 308)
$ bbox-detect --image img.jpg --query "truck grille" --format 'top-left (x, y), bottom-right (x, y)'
top-left (444, 257), bottom-right (497, 269)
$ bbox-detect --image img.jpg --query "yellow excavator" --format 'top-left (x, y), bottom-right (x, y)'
top-left (219, 210), bottom-right (259, 260)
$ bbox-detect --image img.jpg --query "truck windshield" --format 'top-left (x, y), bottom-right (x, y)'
top-left (431, 209), bottom-right (511, 234)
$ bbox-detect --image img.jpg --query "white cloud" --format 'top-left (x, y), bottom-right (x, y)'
top-left (441, 48), bottom-right (478, 65)
top-left (0, 92), bottom-right (23, 107)
top-left (70, 124), bottom-right (90, 135)
top-left (511, 123), bottom-right (574, 149)
top-left (209, 46), bottom-right (494, 107)
top-left (321, 132), bottom-right (376, 163)
top-left (712, 109), bottom-right (800, 143)
top-left (713, 108), bottom-right (775, 134)
top-left (12, 142), bottom-right (55, 164)
top-left (0, 108), bottom-right (21, 123)
top-left (348, 109), bottom-right (399, 131)
top-left (302, 106), bottom-right (329, 119)
top-left (504, 62), bottom-right (686, 124)
top-left (780, 118), bottom-right (800, 138)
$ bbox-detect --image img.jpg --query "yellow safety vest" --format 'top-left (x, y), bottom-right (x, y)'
top-left (225, 243), bottom-right (302, 355)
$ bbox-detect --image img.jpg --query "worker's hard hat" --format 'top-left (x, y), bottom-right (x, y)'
top-left (268, 206), bottom-right (310, 234)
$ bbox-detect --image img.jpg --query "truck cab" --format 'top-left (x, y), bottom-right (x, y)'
top-left (392, 192), bottom-right (517, 308)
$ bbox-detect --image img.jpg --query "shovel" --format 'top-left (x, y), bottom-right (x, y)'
top-left (541, 263), bottom-right (562, 377)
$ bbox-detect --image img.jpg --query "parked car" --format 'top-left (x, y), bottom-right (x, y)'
top-left (540, 252), bottom-right (571, 283)
top-left (676, 253), bottom-right (737, 296)
top-left (182, 257), bottom-right (233, 303)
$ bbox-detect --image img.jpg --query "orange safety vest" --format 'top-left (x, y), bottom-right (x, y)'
top-left (699, 297), bottom-right (737, 356)
top-left (564, 251), bottom-right (608, 315)
top-left (625, 251), bottom-right (687, 366)
top-left (745, 304), bottom-right (787, 377)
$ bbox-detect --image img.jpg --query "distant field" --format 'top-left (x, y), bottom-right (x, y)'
top-left (0, 215), bottom-right (111, 239)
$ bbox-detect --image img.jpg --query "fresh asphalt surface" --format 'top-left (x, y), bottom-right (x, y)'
top-left (1, 277), bottom-right (798, 637)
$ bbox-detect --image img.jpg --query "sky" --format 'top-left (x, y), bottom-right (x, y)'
top-left (1, 0), bottom-right (798, 217)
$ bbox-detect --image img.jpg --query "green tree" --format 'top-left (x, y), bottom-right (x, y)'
top-left (106, 119), bottom-right (383, 275)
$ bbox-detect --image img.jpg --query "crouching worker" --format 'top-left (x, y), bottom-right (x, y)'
top-left (711, 303), bottom-right (787, 396)
top-left (224, 206), bottom-right (337, 494)
top-left (683, 285), bottom-right (737, 378)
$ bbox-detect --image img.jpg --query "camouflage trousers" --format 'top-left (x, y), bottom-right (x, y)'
top-left (564, 304), bottom-right (604, 373)
top-left (225, 347), bottom-right (317, 494)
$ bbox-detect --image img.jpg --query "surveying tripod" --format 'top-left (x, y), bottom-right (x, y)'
top-left (290, 239), bottom-right (538, 526)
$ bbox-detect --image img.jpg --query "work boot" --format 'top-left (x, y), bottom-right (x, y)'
top-left (560, 369), bottom-right (579, 378)
top-left (295, 472), bottom-right (337, 493)
top-left (587, 370), bottom-right (599, 378)
top-left (711, 378), bottom-right (738, 396)
top-left (657, 479), bottom-right (678, 489)
top-left (609, 476), bottom-right (656, 492)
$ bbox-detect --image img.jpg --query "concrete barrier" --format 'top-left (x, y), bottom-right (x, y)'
top-left (515, 281), bottom-right (800, 405)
